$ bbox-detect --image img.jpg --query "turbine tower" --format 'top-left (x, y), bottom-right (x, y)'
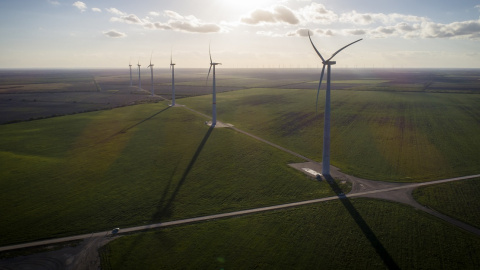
top-left (129, 60), bottom-right (133, 86)
top-left (147, 53), bottom-right (154, 96)
top-left (207, 44), bottom-right (221, 127)
top-left (308, 31), bottom-right (362, 176)
top-left (170, 50), bottom-right (176, 106)
top-left (137, 60), bottom-right (141, 89)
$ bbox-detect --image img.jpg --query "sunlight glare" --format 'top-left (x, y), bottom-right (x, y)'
top-left (220, 0), bottom-right (275, 10)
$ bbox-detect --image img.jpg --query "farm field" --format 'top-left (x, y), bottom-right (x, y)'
top-left (101, 198), bottom-right (480, 269)
top-left (179, 87), bottom-right (480, 181)
top-left (0, 68), bottom-right (479, 268)
top-left (2, 68), bottom-right (479, 124)
top-left (413, 178), bottom-right (480, 228)
top-left (0, 101), bottom-right (349, 246)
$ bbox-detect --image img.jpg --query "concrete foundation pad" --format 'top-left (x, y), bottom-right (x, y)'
top-left (205, 121), bottom-right (234, 128)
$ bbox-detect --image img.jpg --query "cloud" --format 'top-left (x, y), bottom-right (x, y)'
top-left (118, 14), bottom-right (143, 24)
top-left (286, 28), bottom-right (311, 37)
top-left (339, 10), bottom-right (425, 25)
top-left (315, 29), bottom-right (335, 36)
top-left (168, 20), bottom-right (221, 33)
top-left (109, 9), bottom-right (223, 33)
top-left (73, 1), bottom-right (87, 12)
top-left (163, 11), bottom-right (222, 33)
top-left (153, 22), bottom-right (172, 30)
top-left (345, 29), bottom-right (367, 35)
top-left (241, 5), bottom-right (300, 25)
top-left (299, 3), bottom-right (338, 24)
top-left (421, 19), bottom-right (480, 39)
top-left (103, 30), bottom-right (126, 38)
top-left (92, 8), bottom-right (101, 13)
top-left (106, 7), bottom-right (126, 16)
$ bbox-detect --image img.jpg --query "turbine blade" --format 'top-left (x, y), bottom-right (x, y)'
top-left (206, 64), bottom-right (212, 85)
top-left (209, 43), bottom-right (213, 64)
top-left (308, 31), bottom-right (325, 62)
top-left (316, 64), bottom-right (326, 113)
top-left (327, 38), bottom-right (363, 61)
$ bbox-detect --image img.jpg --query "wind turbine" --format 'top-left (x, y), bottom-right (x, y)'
top-left (137, 60), bottom-right (141, 89)
top-left (207, 44), bottom-right (221, 127)
top-left (129, 60), bottom-right (133, 86)
top-left (147, 52), bottom-right (154, 96)
top-left (170, 50), bottom-right (176, 106)
top-left (308, 31), bottom-right (362, 176)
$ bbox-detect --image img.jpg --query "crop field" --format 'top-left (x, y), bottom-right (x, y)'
top-left (101, 198), bottom-right (480, 269)
top-left (2, 68), bottom-right (478, 124)
top-left (179, 86), bottom-right (480, 181)
top-left (0, 69), bottom-right (166, 124)
top-left (0, 101), bottom-right (350, 246)
top-left (413, 178), bottom-right (480, 228)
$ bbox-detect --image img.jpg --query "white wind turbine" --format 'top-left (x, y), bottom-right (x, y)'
top-left (170, 50), bottom-right (176, 106)
top-left (129, 60), bottom-right (133, 86)
top-left (147, 52), bottom-right (154, 96)
top-left (308, 31), bottom-right (362, 176)
top-left (207, 44), bottom-right (221, 127)
top-left (137, 60), bottom-right (141, 89)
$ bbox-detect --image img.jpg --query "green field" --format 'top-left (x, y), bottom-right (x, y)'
top-left (179, 88), bottom-right (480, 181)
top-left (0, 101), bottom-right (350, 246)
top-left (101, 198), bottom-right (480, 269)
top-left (413, 178), bottom-right (480, 228)
top-left (1, 69), bottom-right (479, 268)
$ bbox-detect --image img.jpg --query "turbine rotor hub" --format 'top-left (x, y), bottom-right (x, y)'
top-left (323, 60), bottom-right (336, 65)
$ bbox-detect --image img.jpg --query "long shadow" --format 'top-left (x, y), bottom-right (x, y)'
top-left (324, 174), bottom-right (400, 270)
top-left (153, 126), bottom-right (214, 220)
top-left (117, 106), bottom-right (171, 134)
top-left (101, 106), bottom-right (172, 143)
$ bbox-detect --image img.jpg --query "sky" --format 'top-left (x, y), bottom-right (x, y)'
top-left (0, 0), bottom-right (479, 69)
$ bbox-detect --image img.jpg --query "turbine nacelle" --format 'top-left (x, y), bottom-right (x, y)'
top-left (323, 60), bottom-right (336, 65)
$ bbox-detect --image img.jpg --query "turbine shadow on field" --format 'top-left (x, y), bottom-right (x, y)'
top-left (324, 175), bottom-right (400, 270)
top-left (153, 126), bottom-right (214, 220)
top-left (117, 106), bottom-right (171, 135)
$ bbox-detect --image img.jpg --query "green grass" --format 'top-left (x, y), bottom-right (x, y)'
top-left (179, 88), bottom-right (480, 181)
top-left (413, 178), bottom-right (480, 228)
top-left (0, 101), bottom-right (350, 246)
top-left (101, 198), bottom-right (480, 269)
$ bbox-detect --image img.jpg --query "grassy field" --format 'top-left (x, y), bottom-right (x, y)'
top-left (179, 88), bottom-right (480, 181)
top-left (1, 67), bottom-right (479, 262)
top-left (0, 101), bottom-right (351, 246)
top-left (413, 178), bottom-right (480, 228)
top-left (101, 198), bottom-right (480, 269)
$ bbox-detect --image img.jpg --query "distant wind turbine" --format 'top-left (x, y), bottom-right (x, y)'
top-left (207, 44), bottom-right (221, 127)
top-left (129, 60), bottom-right (133, 86)
top-left (147, 52), bottom-right (154, 96)
top-left (170, 50), bottom-right (176, 106)
top-left (308, 31), bottom-right (362, 176)
top-left (137, 60), bottom-right (141, 89)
